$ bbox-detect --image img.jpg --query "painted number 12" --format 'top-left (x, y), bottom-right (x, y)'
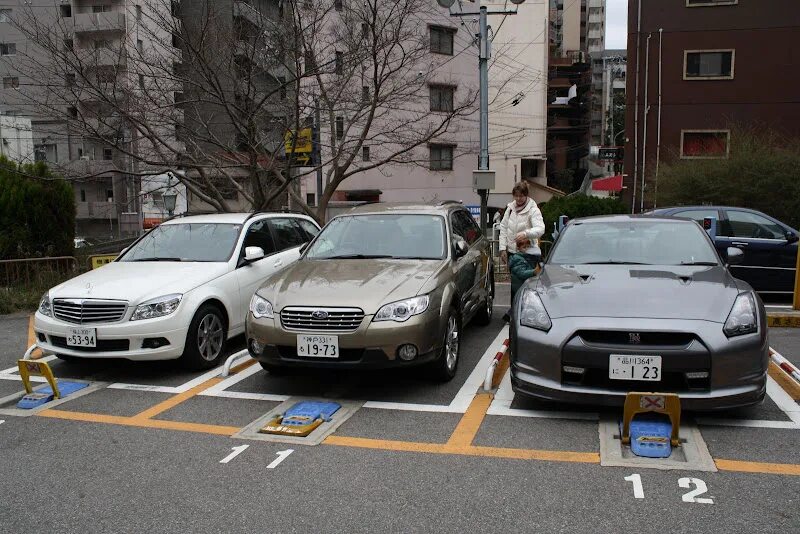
top-left (625, 474), bottom-right (714, 504)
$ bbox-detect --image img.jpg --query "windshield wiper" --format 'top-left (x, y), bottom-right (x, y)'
top-left (392, 256), bottom-right (442, 260)
top-left (322, 254), bottom-right (393, 259)
top-left (131, 257), bottom-right (183, 262)
top-left (679, 261), bottom-right (718, 266)
top-left (584, 261), bottom-right (652, 265)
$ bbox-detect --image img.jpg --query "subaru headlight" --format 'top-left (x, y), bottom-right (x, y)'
top-left (38, 294), bottom-right (52, 317)
top-left (130, 294), bottom-right (182, 321)
top-left (519, 289), bottom-right (551, 332)
top-left (724, 292), bottom-right (758, 337)
top-left (249, 293), bottom-right (274, 319)
top-left (374, 295), bottom-right (429, 323)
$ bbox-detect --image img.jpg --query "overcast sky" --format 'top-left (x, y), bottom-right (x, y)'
top-left (606, 0), bottom-right (628, 49)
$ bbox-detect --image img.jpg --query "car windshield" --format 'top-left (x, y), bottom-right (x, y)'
top-left (119, 223), bottom-right (242, 262)
top-left (305, 214), bottom-right (446, 260)
top-left (549, 220), bottom-right (719, 266)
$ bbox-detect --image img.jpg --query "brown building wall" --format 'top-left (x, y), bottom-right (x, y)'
top-left (623, 0), bottom-right (800, 211)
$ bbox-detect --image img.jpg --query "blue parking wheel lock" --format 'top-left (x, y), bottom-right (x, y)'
top-left (283, 401), bottom-right (341, 424)
top-left (622, 414), bottom-right (673, 459)
top-left (16, 380), bottom-right (90, 410)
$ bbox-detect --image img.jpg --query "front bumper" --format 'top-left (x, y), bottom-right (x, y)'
top-left (246, 307), bottom-right (443, 369)
top-left (33, 311), bottom-right (188, 361)
top-left (510, 316), bottom-right (769, 411)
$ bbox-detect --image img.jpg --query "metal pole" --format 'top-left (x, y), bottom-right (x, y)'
top-left (314, 100), bottom-right (322, 207)
top-left (794, 247), bottom-right (800, 311)
top-left (640, 33), bottom-right (651, 214)
top-left (653, 28), bottom-right (663, 209)
top-left (631, 0), bottom-right (642, 214)
top-left (478, 5), bottom-right (489, 232)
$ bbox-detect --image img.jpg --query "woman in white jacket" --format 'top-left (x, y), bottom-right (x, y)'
top-left (499, 181), bottom-right (545, 319)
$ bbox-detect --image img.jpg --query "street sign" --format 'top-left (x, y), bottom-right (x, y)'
top-left (598, 147), bottom-right (620, 160)
top-left (284, 128), bottom-right (313, 154)
top-left (89, 254), bottom-right (118, 269)
top-left (466, 205), bottom-right (481, 221)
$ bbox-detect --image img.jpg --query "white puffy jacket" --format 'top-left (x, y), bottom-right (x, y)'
top-left (499, 198), bottom-right (545, 255)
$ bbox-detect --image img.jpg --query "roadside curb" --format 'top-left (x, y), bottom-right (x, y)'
top-left (767, 313), bottom-right (800, 328)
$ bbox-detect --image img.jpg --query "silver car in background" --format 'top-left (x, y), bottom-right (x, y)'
top-left (510, 215), bottom-right (768, 411)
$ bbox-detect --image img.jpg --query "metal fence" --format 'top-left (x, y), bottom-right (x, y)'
top-left (0, 256), bottom-right (78, 288)
top-left (488, 221), bottom-right (553, 279)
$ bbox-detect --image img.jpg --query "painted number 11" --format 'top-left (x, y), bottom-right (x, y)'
top-left (625, 474), bottom-right (714, 504)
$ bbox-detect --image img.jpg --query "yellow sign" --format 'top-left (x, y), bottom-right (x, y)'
top-left (284, 128), bottom-right (313, 153)
top-left (89, 254), bottom-right (118, 269)
top-left (18, 360), bottom-right (60, 398)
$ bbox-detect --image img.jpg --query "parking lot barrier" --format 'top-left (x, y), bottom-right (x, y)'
top-left (221, 350), bottom-right (250, 377)
top-left (770, 348), bottom-right (800, 383)
top-left (483, 338), bottom-right (510, 392)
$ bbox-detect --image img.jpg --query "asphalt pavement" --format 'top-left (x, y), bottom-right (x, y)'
top-left (1, 290), bottom-right (799, 534)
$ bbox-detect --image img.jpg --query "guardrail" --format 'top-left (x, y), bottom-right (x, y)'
top-left (0, 256), bottom-right (78, 287)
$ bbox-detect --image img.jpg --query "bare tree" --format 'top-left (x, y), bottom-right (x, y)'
top-left (9, 0), bottom-right (477, 222)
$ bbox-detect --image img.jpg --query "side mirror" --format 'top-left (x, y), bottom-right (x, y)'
top-left (785, 231), bottom-right (799, 245)
top-left (244, 246), bottom-right (265, 263)
top-left (453, 239), bottom-right (469, 259)
top-left (299, 242), bottom-right (310, 255)
top-left (726, 247), bottom-right (744, 266)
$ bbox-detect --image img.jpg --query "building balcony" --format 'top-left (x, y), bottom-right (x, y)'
top-left (76, 201), bottom-right (118, 220)
top-left (73, 11), bottom-right (126, 34)
top-left (548, 77), bottom-right (572, 89)
top-left (548, 117), bottom-right (590, 131)
top-left (64, 159), bottom-right (118, 179)
top-left (85, 47), bottom-right (126, 68)
top-left (233, 1), bottom-right (265, 27)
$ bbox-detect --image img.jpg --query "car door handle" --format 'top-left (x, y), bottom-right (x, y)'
top-left (273, 260), bottom-right (283, 267)
top-left (731, 242), bottom-right (749, 247)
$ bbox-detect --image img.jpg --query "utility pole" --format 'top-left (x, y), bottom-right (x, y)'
top-left (440, 0), bottom-right (526, 233)
top-left (314, 100), bottom-right (322, 208)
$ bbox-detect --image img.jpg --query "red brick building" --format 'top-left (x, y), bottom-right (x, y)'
top-left (623, 0), bottom-right (800, 212)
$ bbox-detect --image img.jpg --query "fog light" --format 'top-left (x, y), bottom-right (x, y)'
top-left (398, 344), bottom-right (418, 361)
top-left (37, 332), bottom-right (46, 342)
top-left (563, 365), bottom-right (585, 374)
top-left (249, 338), bottom-right (263, 356)
top-left (142, 337), bottom-right (170, 349)
top-left (685, 371), bottom-right (709, 379)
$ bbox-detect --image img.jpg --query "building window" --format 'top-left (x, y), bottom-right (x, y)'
top-left (335, 116), bottom-right (344, 139)
top-left (686, 0), bottom-right (738, 6)
top-left (362, 146), bottom-right (370, 161)
top-left (0, 43), bottom-right (16, 56)
top-left (106, 189), bottom-right (114, 201)
top-left (96, 68), bottom-right (115, 83)
top-left (136, 5), bottom-right (142, 20)
top-left (362, 22), bottom-right (369, 39)
top-left (0, 9), bottom-right (11, 23)
top-left (63, 38), bottom-right (73, 51)
top-left (306, 193), bottom-right (315, 205)
top-left (684, 50), bottom-right (734, 80)
top-left (429, 84), bottom-right (454, 112)
top-left (335, 51), bottom-right (343, 75)
top-left (429, 144), bottom-right (453, 171)
top-left (67, 106), bottom-right (78, 118)
top-left (3, 77), bottom-right (18, 89)
top-left (80, 189), bottom-right (86, 202)
top-left (60, 5), bottom-right (72, 18)
top-left (304, 51), bottom-right (315, 73)
top-left (137, 39), bottom-right (143, 53)
top-left (680, 130), bottom-right (730, 159)
top-left (139, 74), bottom-right (145, 88)
top-left (92, 5), bottom-right (112, 13)
top-left (65, 73), bottom-right (75, 87)
top-left (103, 148), bottom-right (113, 160)
top-left (334, 0), bottom-right (343, 11)
top-left (34, 144), bottom-right (57, 163)
top-left (362, 85), bottom-right (369, 103)
top-left (94, 39), bottom-right (111, 49)
top-left (278, 76), bottom-right (286, 100)
top-left (430, 26), bottom-right (454, 55)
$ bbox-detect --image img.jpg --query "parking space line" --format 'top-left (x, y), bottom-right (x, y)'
top-left (487, 371), bottom-right (599, 421)
top-left (447, 393), bottom-right (492, 447)
top-left (716, 459), bottom-right (800, 476)
top-left (765, 376), bottom-right (800, 425)
top-left (132, 378), bottom-right (224, 420)
top-left (448, 326), bottom-right (509, 412)
top-left (37, 409), bottom-right (239, 436)
top-left (361, 401), bottom-right (463, 413)
top-left (200, 358), bottom-right (262, 397)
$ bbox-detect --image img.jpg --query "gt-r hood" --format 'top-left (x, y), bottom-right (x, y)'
top-left (259, 258), bottom-right (445, 314)
top-left (49, 262), bottom-right (230, 303)
top-left (536, 265), bottom-right (740, 323)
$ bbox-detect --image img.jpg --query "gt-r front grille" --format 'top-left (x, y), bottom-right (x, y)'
top-left (280, 307), bottom-right (364, 332)
top-left (576, 330), bottom-right (696, 348)
top-left (52, 299), bottom-right (127, 324)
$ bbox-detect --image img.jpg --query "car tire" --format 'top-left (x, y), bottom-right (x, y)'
top-left (179, 304), bottom-right (227, 370)
top-left (259, 361), bottom-right (291, 375)
top-left (430, 307), bottom-right (461, 382)
top-left (473, 268), bottom-right (494, 326)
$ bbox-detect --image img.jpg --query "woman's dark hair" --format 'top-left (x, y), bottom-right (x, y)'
top-left (511, 181), bottom-right (529, 197)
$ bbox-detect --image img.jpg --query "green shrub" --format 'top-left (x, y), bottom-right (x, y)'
top-left (539, 194), bottom-right (627, 237)
top-left (0, 158), bottom-right (75, 260)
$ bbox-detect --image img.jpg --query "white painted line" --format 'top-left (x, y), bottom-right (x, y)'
top-left (173, 357), bottom-right (241, 393)
top-left (202, 390), bottom-right (290, 402)
top-left (267, 449), bottom-right (293, 469)
top-left (362, 401), bottom-right (464, 413)
top-left (107, 383), bottom-right (179, 394)
top-left (0, 374), bottom-right (47, 383)
top-left (200, 363), bottom-right (263, 397)
top-left (219, 444), bottom-right (249, 464)
top-left (487, 399), bottom-right (599, 420)
top-left (0, 355), bottom-right (57, 375)
top-left (448, 325), bottom-right (509, 412)
top-left (767, 375), bottom-right (800, 425)
top-left (694, 418), bottom-right (799, 429)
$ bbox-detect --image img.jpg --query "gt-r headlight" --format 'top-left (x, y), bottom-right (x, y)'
top-left (374, 295), bottom-right (429, 323)
top-left (38, 293), bottom-right (52, 317)
top-left (130, 294), bottom-right (182, 321)
top-left (724, 292), bottom-right (758, 337)
top-left (249, 293), bottom-right (274, 319)
top-left (519, 289), bottom-right (551, 332)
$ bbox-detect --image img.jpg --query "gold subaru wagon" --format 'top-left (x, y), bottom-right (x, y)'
top-left (245, 202), bottom-right (494, 381)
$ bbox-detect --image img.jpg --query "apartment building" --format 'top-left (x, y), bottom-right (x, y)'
top-left (590, 49), bottom-right (625, 148)
top-left (624, 0), bottom-right (800, 211)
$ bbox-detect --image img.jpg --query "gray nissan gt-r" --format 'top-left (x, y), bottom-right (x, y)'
top-left (510, 215), bottom-right (768, 410)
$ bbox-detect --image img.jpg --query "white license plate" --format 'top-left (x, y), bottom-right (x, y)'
top-left (296, 335), bottom-right (339, 358)
top-left (609, 355), bottom-right (661, 381)
top-left (67, 327), bottom-right (97, 348)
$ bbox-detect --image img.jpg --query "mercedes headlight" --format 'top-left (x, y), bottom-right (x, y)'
top-left (130, 294), bottom-right (182, 321)
top-left (724, 292), bottom-right (758, 337)
top-left (249, 294), bottom-right (274, 319)
top-left (38, 294), bottom-right (52, 317)
top-left (519, 289), bottom-right (552, 332)
top-left (374, 295), bottom-right (429, 323)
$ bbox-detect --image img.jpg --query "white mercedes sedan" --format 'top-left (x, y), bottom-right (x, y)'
top-left (34, 213), bottom-right (319, 369)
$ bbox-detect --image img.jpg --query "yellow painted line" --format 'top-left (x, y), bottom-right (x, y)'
top-left (132, 378), bottom-right (224, 420)
top-left (716, 459), bottom-right (800, 477)
top-left (768, 361), bottom-right (800, 401)
top-left (324, 435), bottom-right (600, 464)
top-left (230, 358), bottom-right (257, 374)
top-left (27, 316), bottom-right (42, 360)
top-left (38, 409), bottom-right (239, 436)
top-left (767, 315), bottom-right (800, 328)
top-left (446, 393), bottom-right (493, 447)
